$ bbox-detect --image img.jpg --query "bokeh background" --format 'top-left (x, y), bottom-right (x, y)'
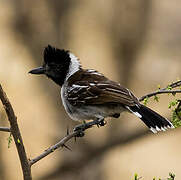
top-left (0, 1), bottom-right (181, 180)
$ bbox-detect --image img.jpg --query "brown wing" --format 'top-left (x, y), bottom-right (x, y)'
top-left (67, 69), bottom-right (138, 106)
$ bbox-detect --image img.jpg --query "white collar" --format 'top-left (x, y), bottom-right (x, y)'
top-left (65, 52), bottom-right (81, 81)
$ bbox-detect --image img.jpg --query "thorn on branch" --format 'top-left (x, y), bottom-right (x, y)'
top-left (30, 119), bottom-right (107, 165)
top-left (62, 144), bottom-right (72, 151)
top-left (66, 126), bottom-right (69, 135)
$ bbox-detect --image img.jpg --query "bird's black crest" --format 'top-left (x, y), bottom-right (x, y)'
top-left (44, 45), bottom-right (70, 64)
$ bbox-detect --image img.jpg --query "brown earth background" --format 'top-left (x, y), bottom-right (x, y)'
top-left (0, 1), bottom-right (181, 180)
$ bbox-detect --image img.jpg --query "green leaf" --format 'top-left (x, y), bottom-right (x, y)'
top-left (154, 95), bottom-right (159, 102)
top-left (7, 133), bottom-right (12, 148)
top-left (132, 172), bottom-right (175, 180)
top-left (168, 99), bottom-right (179, 109)
top-left (171, 101), bottom-right (181, 128)
top-left (166, 85), bottom-right (172, 90)
top-left (134, 173), bottom-right (142, 180)
top-left (143, 97), bottom-right (149, 106)
top-left (171, 111), bottom-right (181, 128)
top-left (134, 173), bottom-right (138, 180)
top-left (167, 172), bottom-right (175, 180)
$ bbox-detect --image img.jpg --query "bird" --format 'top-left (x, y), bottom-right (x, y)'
top-left (29, 45), bottom-right (174, 133)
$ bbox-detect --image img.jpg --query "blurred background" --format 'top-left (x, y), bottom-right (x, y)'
top-left (0, 0), bottom-right (181, 180)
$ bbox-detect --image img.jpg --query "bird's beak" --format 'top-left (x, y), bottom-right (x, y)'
top-left (28, 66), bottom-right (45, 75)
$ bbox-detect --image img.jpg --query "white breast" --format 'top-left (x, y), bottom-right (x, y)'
top-left (61, 84), bottom-right (81, 121)
top-left (61, 85), bottom-right (67, 112)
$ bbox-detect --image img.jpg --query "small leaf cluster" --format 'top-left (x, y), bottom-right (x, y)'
top-left (143, 97), bottom-right (149, 106)
top-left (167, 98), bottom-right (181, 128)
top-left (143, 95), bottom-right (160, 106)
top-left (154, 95), bottom-right (160, 102)
top-left (133, 172), bottom-right (175, 180)
top-left (134, 173), bottom-right (142, 180)
top-left (168, 99), bottom-right (179, 109)
top-left (166, 85), bottom-right (172, 91)
top-left (167, 173), bottom-right (175, 180)
top-left (171, 100), bottom-right (181, 128)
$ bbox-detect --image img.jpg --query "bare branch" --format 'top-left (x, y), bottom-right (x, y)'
top-left (0, 127), bottom-right (10, 132)
top-left (29, 131), bottom-right (78, 166)
top-left (30, 119), bottom-right (104, 166)
top-left (39, 128), bottom-right (150, 179)
top-left (0, 84), bottom-right (32, 180)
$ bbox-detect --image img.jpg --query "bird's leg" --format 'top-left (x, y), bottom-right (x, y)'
top-left (73, 118), bottom-right (107, 137)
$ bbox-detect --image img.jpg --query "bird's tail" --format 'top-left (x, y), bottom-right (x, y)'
top-left (126, 104), bottom-right (174, 133)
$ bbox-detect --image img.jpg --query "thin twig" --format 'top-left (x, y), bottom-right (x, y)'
top-left (0, 127), bottom-right (10, 132)
top-left (0, 84), bottom-right (32, 180)
top-left (30, 127), bottom-right (149, 169)
top-left (39, 128), bottom-right (150, 179)
top-left (165, 80), bottom-right (181, 89)
top-left (30, 131), bottom-right (78, 166)
top-left (30, 119), bottom-right (104, 166)
top-left (139, 90), bottom-right (181, 102)
top-left (139, 80), bottom-right (181, 101)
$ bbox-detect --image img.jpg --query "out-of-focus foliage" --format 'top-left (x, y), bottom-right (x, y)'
top-left (171, 100), bottom-right (181, 128)
top-left (0, 0), bottom-right (181, 180)
top-left (134, 172), bottom-right (175, 180)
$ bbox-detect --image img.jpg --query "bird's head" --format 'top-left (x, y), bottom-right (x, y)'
top-left (29, 45), bottom-right (80, 86)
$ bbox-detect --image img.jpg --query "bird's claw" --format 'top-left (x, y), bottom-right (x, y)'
top-left (73, 119), bottom-right (106, 137)
top-left (73, 124), bottom-right (88, 137)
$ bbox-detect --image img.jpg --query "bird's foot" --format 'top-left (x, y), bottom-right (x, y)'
top-left (98, 119), bottom-right (106, 126)
top-left (73, 119), bottom-right (106, 137)
top-left (73, 122), bottom-right (91, 137)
